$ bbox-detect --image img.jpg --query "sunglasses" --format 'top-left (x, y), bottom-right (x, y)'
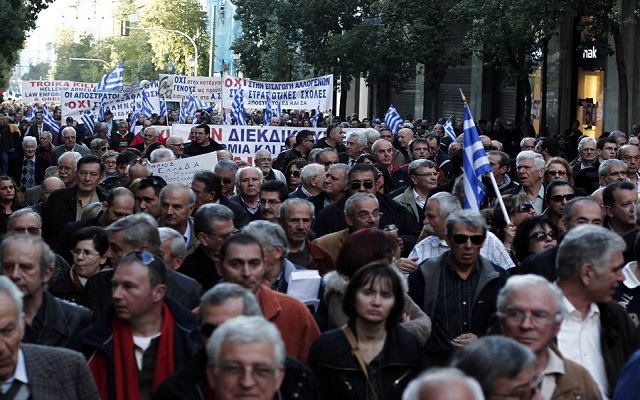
top-left (140, 176), bottom-right (167, 188)
top-left (350, 180), bottom-right (374, 190)
top-left (289, 170), bottom-right (301, 178)
top-left (452, 234), bottom-right (484, 245)
top-left (129, 157), bottom-right (150, 165)
top-left (549, 194), bottom-right (575, 202)
top-left (530, 230), bottom-right (557, 241)
top-left (222, 178), bottom-right (233, 184)
top-left (516, 203), bottom-right (534, 213)
top-left (100, 146), bottom-right (108, 151)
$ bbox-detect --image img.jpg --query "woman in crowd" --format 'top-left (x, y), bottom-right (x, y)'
top-left (544, 157), bottom-right (574, 186)
top-left (49, 226), bottom-right (108, 304)
top-left (0, 176), bottom-right (26, 235)
top-left (486, 194), bottom-right (535, 258)
top-left (323, 228), bottom-right (431, 344)
top-left (309, 260), bottom-right (426, 400)
top-left (512, 216), bottom-right (559, 264)
top-left (542, 180), bottom-right (576, 230)
top-left (284, 158), bottom-right (308, 192)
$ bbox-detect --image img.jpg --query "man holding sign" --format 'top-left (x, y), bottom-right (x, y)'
top-left (184, 124), bottom-right (224, 156)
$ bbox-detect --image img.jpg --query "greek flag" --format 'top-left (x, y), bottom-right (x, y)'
top-left (159, 95), bottom-right (168, 123)
top-left (41, 105), bottom-right (60, 134)
top-left (80, 111), bottom-right (94, 135)
top-left (129, 98), bottom-right (140, 133)
top-left (276, 101), bottom-right (282, 119)
top-left (312, 102), bottom-right (321, 127)
top-left (223, 110), bottom-right (232, 125)
top-left (98, 97), bottom-right (107, 122)
top-left (27, 107), bottom-right (37, 122)
top-left (231, 88), bottom-right (247, 125)
top-left (462, 104), bottom-right (491, 210)
top-left (94, 62), bottom-right (124, 92)
top-left (384, 104), bottom-right (402, 134)
top-left (141, 91), bottom-right (154, 119)
top-left (178, 99), bottom-right (189, 124)
top-left (443, 118), bottom-right (457, 140)
top-left (263, 92), bottom-right (272, 125)
top-left (190, 96), bottom-right (214, 112)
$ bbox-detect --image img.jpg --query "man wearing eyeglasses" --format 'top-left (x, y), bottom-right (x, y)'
top-left (52, 127), bottom-right (90, 165)
top-left (254, 149), bottom-right (286, 183)
top-left (26, 112), bottom-right (51, 142)
top-left (408, 209), bottom-right (508, 366)
top-left (393, 159), bottom-right (439, 226)
top-left (41, 155), bottom-right (107, 247)
top-left (497, 275), bottom-right (602, 400)
top-left (272, 130), bottom-right (316, 172)
top-left (74, 250), bottom-right (201, 400)
top-left (571, 137), bottom-right (598, 178)
top-left (259, 181), bottom-right (288, 224)
top-left (166, 135), bottom-right (188, 159)
top-left (574, 137), bottom-right (618, 195)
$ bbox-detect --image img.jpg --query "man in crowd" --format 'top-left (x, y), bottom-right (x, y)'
top-left (273, 130), bottom-right (315, 172)
top-left (166, 135), bottom-right (188, 159)
top-left (314, 124), bottom-right (346, 153)
top-left (136, 175), bottom-right (167, 219)
top-left (8, 136), bottom-right (49, 193)
top-left (393, 159), bottom-right (439, 225)
top-left (572, 137), bottom-right (598, 176)
top-left (254, 149), bottom-right (286, 183)
top-left (190, 170), bottom-right (249, 228)
top-left (26, 113), bottom-right (51, 141)
top-left (110, 121), bottom-right (135, 151)
top-left (574, 137), bottom-right (618, 194)
top-left (214, 160), bottom-right (238, 198)
top-left (372, 138), bottom-right (410, 190)
top-left (402, 368), bottom-right (483, 400)
top-left (134, 127), bottom-right (159, 152)
top-left (603, 181), bottom-right (637, 234)
top-left (30, 175), bottom-right (65, 214)
top-left (395, 127), bottom-right (414, 164)
top-left (259, 181), bottom-right (288, 224)
top-left (339, 131), bottom-right (366, 167)
top-left (160, 183), bottom-right (198, 255)
top-left (158, 227), bottom-right (186, 270)
top-left (289, 163), bottom-right (325, 199)
top-left (378, 127), bottom-right (406, 167)
top-left (184, 124), bottom-right (224, 156)
top-left (599, 159), bottom-right (628, 187)
top-left (307, 163), bottom-right (349, 216)
top-left (52, 127), bottom-right (90, 164)
top-left (619, 144), bottom-right (640, 193)
top-left (516, 150), bottom-right (545, 214)
top-left (230, 167), bottom-right (263, 222)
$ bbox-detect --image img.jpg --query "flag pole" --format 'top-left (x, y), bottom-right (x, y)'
top-left (459, 89), bottom-right (511, 224)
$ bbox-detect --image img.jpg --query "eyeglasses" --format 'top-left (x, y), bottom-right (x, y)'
top-left (581, 148), bottom-right (596, 153)
top-left (71, 249), bottom-right (101, 258)
top-left (289, 170), bottom-right (301, 178)
top-left (216, 362), bottom-right (278, 382)
top-left (168, 143), bottom-right (185, 147)
top-left (209, 229), bottom-right (239, 240)
top-left (451, 234), bottom-right (484, 245)
top-left (549, 193), bottom-right (575, 202)
top-left (516, 203), bottom-right (534, 213)
top-left (58, 165), bottom-right (75, 172)
top-left (129, 158), bottom-right (150, 165)
top-left (500, 308), bottom-right (555, 325)
top-left (222, 178), bottom-right (233, 185)
top-left (63, 136), bottom-right (75, 140)
top-left (350, 180), bottom-right (374, 190)
top-left (12, 226), bottom-right (40, 235)
top-left (547, 170), bottom-right (567, 177)
top-left (353, 211), bottom-right (383, 221)
top-left (100, 146), bottom-right (108, 152)
top-left (260, 199), bottom-right (282, 206)
top-left (530, 230), bottom-right (557, 241)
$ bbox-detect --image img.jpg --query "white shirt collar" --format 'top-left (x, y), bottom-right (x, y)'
top-left (1, 349), bottom-right (28, 393)
top-left (622, 261), bottom-right (640, 289)
top-left (561, 293), bottom-right (600, 320)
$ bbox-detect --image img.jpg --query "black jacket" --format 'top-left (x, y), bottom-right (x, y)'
top-left (152, 349), bottom-right (320, 400)
top-left (219, 193), bottom-right (250, 228)
top-left (308, 322), bottom-right (425, 400)
top-left (28, 291), bottom-right (92, 348)
top-left (177, 246), bottom-right (219, 291)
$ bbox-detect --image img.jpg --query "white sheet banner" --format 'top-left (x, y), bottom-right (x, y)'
top-left (20, 80), bottom-right (96, 103)
top-left (151, 153), bottom-right (218, 185)
top-left (170, 124), bottom-right (361, 164)
top-left (158, 74), bottom-right (222, 102)
top-left (221, 74), bottom-right (333, 110)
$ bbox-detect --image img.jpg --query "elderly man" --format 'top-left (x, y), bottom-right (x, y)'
top-left (396, 127), bottom-right (414, 164)
top-left (30, 174), bottom-right (65, 213)
top-left (273, 130), bottom-right (316, 172)
top-left (134, 126), bottom-right (159, 151)
top-left (83, 213), bottom-right (202, 321)
top-left (230, 167), bottom-right (263, 222)
top-left (408, 192), bottom-right (514, 269)
top-left (52, 127), bottom-right (90, 164)
top-left (378, 126), bottom-right (406, 166)
top-left (516, 150), bottom-right (546, 214)
top-left (289, 163), bottom-right (325, 199)
top-left (339, 131), bottom-right (366, 166)
top-left (402, 368), bottom-right (483, 400)
top-left (619, 144), bottom-right (640, 193)
top-left (254, 149), bottom-right (286, 183)
top-left (158, 227), bottom-right (186, 270)
top-left (574, 137), bottom-right (619, 194)
top-left (497, 275), bottom-right (602, 399)
top-left (214, 160), bottom-right (239, 198)
top-left (110, 120), bottom-right (135, 151)
top-left (160, 183), bottom-right (198, 255)
top-left (150, 148), bottom-right (175, 163)
top-left (0, 234), bottom-right (92, 348)
top-left (8, 136), bottom-right (50, 193)
top-left (41, 155), bottom-right (106, 246)
top-left (599, 159), bottom-right (628, 187)
top-left (215, 234), bottom-right (320, 361)
top-left (259, 181), bottom-right (288, 223)
top-left (521, 137), bottom-right (535, 152)
top-left (571, 137), bottom-right (598, 176)
top-left (603, 181), bottom-right (637, 234)
top-left (0, 276), bottom-right (100, 398)
top-left (166, 135), bottom-right (188, 159)
top-left (408, 210), bottom-right (508, 366)
top-left (190, 170), bottom-right (249, 228)
top-left (179, 204), bottom-right (235, 290)
top-left (278, 198), bottom-right (335, 275)
top-left (393, 159), bottom-right (439, 225)
top-left (555, 224), bottom-right (639, 398)
top-left (184, 124), bottom-right (224, 156)
top-left (372, 138), bottom-right (410, 189)
top-left (73, 251), bottom-right (201, 400)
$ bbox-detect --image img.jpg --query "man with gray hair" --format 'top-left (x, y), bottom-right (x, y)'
top-left (133, 126), bottom-right (159, 152)
top-left (56, 151), bottom-right (82, 187)
top-left (230, 167), bottom-right (264, 222)
top-left (409, 192), bottom-right (514, 269)
top-left (24, 165), bottom-right (59, 206)
top-left (572, 137), bottom-right (598, 176)
top-left (497, 274), bottom-right (602, 399)
top-left (52, 126), bottom-right (90, 164)
top-left (150, 148), bottom-right (175, 163)
top-left (159, 227), bottom-right (186, 270)
top-left (8, 136), bottom-right (50, 193)
top-left (178, 203), bottom-right (236, 290)
top-left (599, 159), bottom-right (628, 187)
top-left (339, 131), bottom-right (366, 166)
top-left (214, 160), bottom-right (239, 197)
top-left (362, 127), bottom-right (380, 154)
top-left (289, 163), bottom-right (325, 199)
top-left (0, 276), bottom-right (100, 398)
top-left (516, 150), bottom-right (546, 214)
top-left (619, 143), bottom-right (640, 193)
top-left (160, 182), bottom-right (198, 254)
top-left (190, 170), bottom-right (249, 228)
top-left (166, 135), bottom-right (188, 159)
top-left (402, 368), bottom-right (483, 400)
top-left (555, 224), bottom-right (639, 398)
top-left (408, 209), bottom-right (508, 366)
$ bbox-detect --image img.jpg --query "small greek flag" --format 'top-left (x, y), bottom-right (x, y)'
top-left (264, 92), bottom-right (272, 126)
top-left (443, 118), bottom-right (457, 140)
top-left (384, 104), bottom-right (402, 134)
top-left (94, 62), bottom-right (125, 92)
top-left (232, 88), bottom-right (247, 125)
top-left (129, 98), bottom-right (140, 133)
top-left (81, 111), bottom-right (94, 135)
top-left (462, 105), bottom-right (492, 210)
top-left (178, 99), bottom-right (189, 124)
top-left (312, 102), bottom-right (321, 127)
top-left (159, 95), bottom-right (168, 124)
top-left (98, 97), bottom-right (107, 122)
top-left (190, 96), bottom-right (214, 112)
top-left (276, 101), bottom-right (282, 119)
top-left (141, 91), bottom-right (154, 119)
top-left (42, 105), bottom-right (60, 134)
top-left (27, 107), bottom-right (37, 122)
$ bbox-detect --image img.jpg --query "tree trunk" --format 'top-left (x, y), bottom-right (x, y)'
top-left (612, 25), bottom-right (628, 132)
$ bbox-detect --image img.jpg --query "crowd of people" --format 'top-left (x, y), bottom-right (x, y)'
top-left (0, 98), bottom-right (639, 400)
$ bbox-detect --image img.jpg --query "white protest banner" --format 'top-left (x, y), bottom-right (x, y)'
top-left (150, 153), bottom-right (218, 185)
top-left (170, 124), bottom-right (362, 164)
top-left (158, 74), bottom-right (222, 102)
top-left (221, 74), bottom-right (333, 110)
top-left (20, 80), bottom-right (96, 103)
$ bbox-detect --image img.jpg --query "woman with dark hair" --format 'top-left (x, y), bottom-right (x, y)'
top-left (0, 175), bottom-right (26, 235)
top-left (323, 229), bottom-right (431, 344)
top-left (542, 180), bottom-right (575, 229)
top-left (486, 194), bottom-right (535, 257)
top-left (48, 226), bottom-right (108, 304)
top-left (512, 216), bottom-right (559, 264)
top-left (373, 163), bottom-right (393, 194)
top-left (357, 153), bottom-right (376, 165)
top-left (284, 157), bottom-right (308, 192)
top-left (309, 261), bottom-right (426, 400)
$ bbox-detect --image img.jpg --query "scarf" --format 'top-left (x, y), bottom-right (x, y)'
top-left (89, 303), bottom-right (175, 400)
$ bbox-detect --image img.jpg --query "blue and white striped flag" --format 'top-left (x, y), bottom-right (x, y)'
top-left (462, 104), bottom-right (492, 210)
top-left (178, 100), bottom-right (189, 124)
top-left (276, 101), bottom-right (282, 119)
top-left (384, 104), bottom-right (402, 134)
top-left (231, 88), bottom-right (247, 125)
top-left (263, 92), bottom-right (272, 126)
top-left (159, 95), bottom-right (168, 124)
top-left (190, 96), bottom-right (214, 112)
top-left (312, 102), bottom-right (321, 127)
top-left (443, 118), bottom-right (457, 140)
top-left (42, 105), bottom-right (60, 134)
top-left (129, 98), bottom-right (140, 133)
top-left (223, 110), bottom-right (232, 125)
top-left (98, 97), bottom-right (107, 122)
top-left (27, 107), bottom-right (37, 122)
top-left (94, 62), bottom-right (124, 92)
top-left (80, 111), bottom-right (95, 135)
top-left (141, 91), bottom-right (154, 119)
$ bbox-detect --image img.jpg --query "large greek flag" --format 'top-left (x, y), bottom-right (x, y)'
top-left (384, 104), bottom-right (402, 134)
top-left (94, 63), bottom-right (124, 92)
top-left (232, 88), bottom-right (247, 125)
top-left (263, 92), bottom-right (272, 126)
top-left (462, 105), bottom-right (491, 210)
top-left (42, 105), bottom-right (60, 134)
